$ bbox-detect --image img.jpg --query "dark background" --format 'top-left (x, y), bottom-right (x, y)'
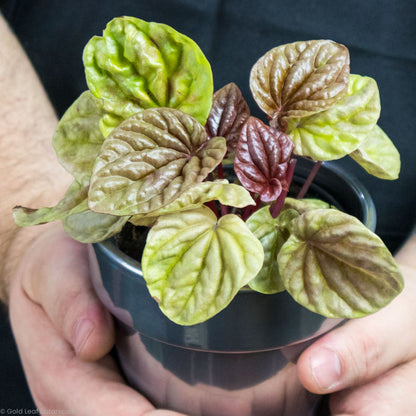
top-left (1, 0), bottom-right (415, 411)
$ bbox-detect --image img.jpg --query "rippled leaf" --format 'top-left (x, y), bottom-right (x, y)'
top-left (250, 40), bottom-right (349, 129)
top-left (52, 91), bottom-right (106, 183)
top-left (247, 207), bottom-right (299, 294)
top-left (142, 206), bottom-right (264, 325)
top-left (83, 16), bottom-right (213, 125)
top-left (89, 108), bottom-right (226, 216)
top-left (13, 181), bottom-right (88, 226)
top-left (205, 83), bottom-right (250, 154)
top-left (282, 197), bottom-right (331, 214)
top-left (286, 74), bottom-right (381, 161)
top-left (350, 125), bottom-right (401, 180)
top-left (234, 117), bottom-right (294, 202)
top-left (278, 209), bottom-right (404, 318)
top-left (130, 180), bottom-right (254, 225)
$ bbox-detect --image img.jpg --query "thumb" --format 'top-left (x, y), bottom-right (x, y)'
top-left (297, 265), bottom-right (416, 394)
top-left (21, 226), bottom-right (115, 361)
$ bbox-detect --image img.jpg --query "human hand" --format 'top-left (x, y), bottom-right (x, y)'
top-left (9, 225), bottom-right (186, 416)
top-left (297, 237), bottom-right (416, 415)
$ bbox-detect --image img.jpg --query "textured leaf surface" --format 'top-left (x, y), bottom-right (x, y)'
top-left (89, 108), bottom-right (227, 216)
top-left (234, 117), bottom-right (294, 202)
top-left (282, 197), bottom-right (331, 214)
top-left (52, 91), bottom-right (106, 183)
top-left (130, 180), bottom-right (254, 225)
top-left (247, 207), bottom-right (299, 294)
top-left (142, 206), bottom-right (264, 325)
top-left (278, 209), bottom-right (404, 318)
top-left (250, 40), bottom-right (349, 128)
top-left (83, 16), bottom-right (213, 125)
top-left (286, 74), bottom-right (381, 160)
top-left (13, 181), bottom-right (88, 226)
top-left (350, 125), bottom-right (401, 180)
top-left (205, 83), bottom-right (250, 154)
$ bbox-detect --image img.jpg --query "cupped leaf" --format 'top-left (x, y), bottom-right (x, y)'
top-left (278, 209), bottom-right (404, 318)
top-left (13, 181), bottom-right (88, 226)
top-left (89, 108), bottom-right (227, 216)
top-left (350, 125), bottom-right (401, 180)
top-left (250, 40), bottom-right (349, 129)
top-left (63, 210), bottom-right (129, 243)
top-left (52, 91), bottom-right (106, 183)
top-left (142, 206), bottom-right (264, 325)
top-left (83, 16), bottom-right (213, 125)
top-left (286, 74), bottom-right (381, 161)
top-left (205, 83), bottom-right (250, 154)
top-left (282, 197), bottom-right (331, 215)
top-left (130, 180), bottom-right (254, 225)
top-left (234, 117), bottom-right (294, 202)
top-left (247, 207), bottom-right (299, 294)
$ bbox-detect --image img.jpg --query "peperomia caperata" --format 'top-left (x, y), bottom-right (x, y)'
top-left (14, 17), bottom-right (403, 325)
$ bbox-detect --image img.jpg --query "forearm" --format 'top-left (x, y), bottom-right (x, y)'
top-left (0, 14), bottom-right (72, 304)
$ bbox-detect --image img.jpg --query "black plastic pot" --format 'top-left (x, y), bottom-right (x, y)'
top-left (89, 158), bottom-right (376, 416)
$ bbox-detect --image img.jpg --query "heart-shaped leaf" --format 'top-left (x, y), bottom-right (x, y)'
top-left (89, 108), bottom-right (227, 216)
top-left (142, 206), bottom-right (264, 325)
top-left (52, 91), bottom-right (106, 183)
top-left (83, 16), bottom-right (213, 125)
top-left (286, 74), bottom-right (381, 161)
top-left (205, 83), bottom-right (250, 154)
top-left (234, 117), bottom-right (294, 202)
top-left (350, 125), bottom-right (401, 180)
top-left (278, 209), bottom-right (404, 318)
top-left (247, 206), bottom-right (299, 294)
top-left (13, 181), bottom-right (89, 226)
top-left (250, 40), bottom-right (349, 129)
top-left (130, 180), bottom-right (254, 225)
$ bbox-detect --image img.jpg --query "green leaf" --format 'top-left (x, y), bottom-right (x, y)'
top-left (13, 181), bottom-right (89, 226)
top-left (89, 108), bottom-right (227, 216)
top-left (83, 16), bottom-right (213, 125)
top-left (142, 206), bottom-right (264, 325)
top-left (246, 206), bottom-right (299, 294)
top-left (282, 197), bottom-right (331, 214)
top-left (350, 125), bottom-right (401, 180)
top-left (130, 180), bottom-right (254, 225)
top-left (52, 91), bottom-right (106, 183)
top-left (278, 209), bottom-right (404, 318)
top-left (250, 40), bottom-right (349, 129)
top-left (286, 74), bottom-right (381, 161)
top-left (63, 210), bottom-right (129, 243)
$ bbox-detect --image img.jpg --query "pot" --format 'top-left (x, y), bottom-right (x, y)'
top-left (89, 158), bottom-right (376, 416)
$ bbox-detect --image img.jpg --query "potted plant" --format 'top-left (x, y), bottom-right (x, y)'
top-left (14, 16), bottom-right (403, 416)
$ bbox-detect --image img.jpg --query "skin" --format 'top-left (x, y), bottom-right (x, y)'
top-left (1, 11), bottom-right (416, 416)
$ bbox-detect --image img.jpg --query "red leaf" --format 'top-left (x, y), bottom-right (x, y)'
top-left (234, 117), bottom-right (294, 202)
top-left (205, 83), bottom-right (250, 154)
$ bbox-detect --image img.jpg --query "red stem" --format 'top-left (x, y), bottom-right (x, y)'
top-left (296, 161), bottom-right (322, 199)
top-left (205, 201), bottom-right (219, 218)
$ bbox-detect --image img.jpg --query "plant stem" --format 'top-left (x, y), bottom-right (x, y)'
top-left (217, 163), bottom-right (224, 179)
top-left (270, 158), bottom-right (297, 218)
top-left (206, 201), bottom-right (219, 218)
top-left (296, 161), bottom-right (322, 199)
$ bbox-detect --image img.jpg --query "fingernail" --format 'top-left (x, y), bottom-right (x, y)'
top-left (74, 318), bottom-right (94, 354)
top-left (310, 348), bottom-right (342, 390)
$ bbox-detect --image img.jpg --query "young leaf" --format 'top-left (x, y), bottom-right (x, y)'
top-left (350, 125), bottom-right (401, 180)
top-left (13, 181), bottom-right (88, 226)
top-left (286, 74), bottom-right (381, 161)
top-left (282, 197), bottom-right (331, 215)
top-left (205, 83), bottom-right (250, 154)
top-left (234, 117), bottom-right (294, 202)
top-left (89, 108), bottom-right (227, 216)
top-left (278, 209), bottom-right (404, 318)
top-left (83, 16), bottom-right (213, 125)
top-left (250, 40), bottom-right (349, 129)
top-left (246, 207), bottom-right (299, 294)
top-left (63, 210), bottom-right (129, 243)
top-left (52, 91), bottom-right (106, 183)
top-left (130, 180), bottom-right (254, 225)
top-left (141, 206), bottom-right (264, 325)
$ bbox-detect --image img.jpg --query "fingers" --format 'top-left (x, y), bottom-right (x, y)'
top-left (9, 269), bottom-right (186, 416)
top-left (297, 264), bottom-right (416, 394)
top-left (18, 226), bottom-right (115, 361)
